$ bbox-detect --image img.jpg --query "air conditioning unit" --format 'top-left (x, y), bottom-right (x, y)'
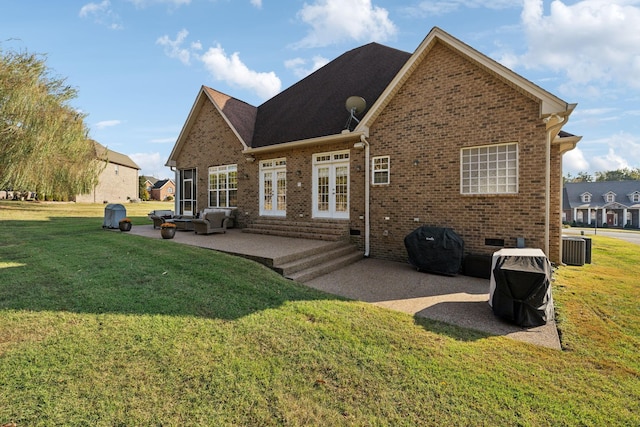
top-left (562, 237), bottom-right (586, 266)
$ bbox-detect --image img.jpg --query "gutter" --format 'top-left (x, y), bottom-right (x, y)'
top-left (356, 134), bottom-right (371, 257)
top-left (543, 114), bottom-right (566, 257)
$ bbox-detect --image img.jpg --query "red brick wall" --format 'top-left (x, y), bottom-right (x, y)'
top-left (174, 41), bottom-right (565, 264)
top-left (361, 41), bottom-right (562, 263)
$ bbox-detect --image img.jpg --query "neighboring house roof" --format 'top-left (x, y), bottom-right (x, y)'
top-left (564, 181), bottom-right (640, 209)
top-left (94, 141), bottom-right (140, 170)
top-left (167, 26), bottom-right (578, 166)
top-left (152, 179), bottom-right (175, 190)
top-left (142, 176), bottom-right (158, 186)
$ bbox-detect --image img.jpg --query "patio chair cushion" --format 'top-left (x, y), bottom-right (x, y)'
top-left (192, 211), bottom-right (228, 235)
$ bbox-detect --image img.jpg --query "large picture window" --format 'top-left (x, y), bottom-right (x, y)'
top-left (208, 164), bottom-right (237, 208)
top-left (461, 143), bottom-right (518, 194)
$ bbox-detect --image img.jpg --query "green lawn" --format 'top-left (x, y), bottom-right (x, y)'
top-left (1, 201), bottom-right (638, 426)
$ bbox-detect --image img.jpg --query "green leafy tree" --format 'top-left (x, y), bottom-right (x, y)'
top-left (563, 171), bottom-right (593, 184)
top-left (595, 168), bottom-right (640, 182)
top-left (139, 176), bottom-right (150, 201)
top-left (0, 48), bottom-right (103, 198)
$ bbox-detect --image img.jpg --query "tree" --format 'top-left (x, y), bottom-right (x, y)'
top-left (139, 176), bottom-right (150, 201)
top-left (595, 168), bottom-right (640, 182)
top-left (563, 171), bottom-right (593, 184)
top-left (0, 48), bottom-right (103, 198)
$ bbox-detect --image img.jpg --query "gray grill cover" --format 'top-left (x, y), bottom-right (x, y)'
top-left (404, 226), bottom-right (464, 276)
top-left (491, 254), bottom-right (552, 327)
top-left (103, 203), bottom-right (127, 229)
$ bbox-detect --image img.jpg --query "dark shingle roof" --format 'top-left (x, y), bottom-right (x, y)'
top-left (152, 179), bottom-right (174, 189)
top-left (250, 43), bottom-right (411, 148)
top-left (564, 181), bottom-right (640, 208)
top-left (204, 87), bottom-right (257, 145)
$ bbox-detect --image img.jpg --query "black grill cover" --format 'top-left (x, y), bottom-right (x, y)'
top-left (404, 226), bottom-right (464, 276)
top-left (491, 255), bottom-right (552, 327)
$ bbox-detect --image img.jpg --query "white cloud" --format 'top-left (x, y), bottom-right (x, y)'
top-left (284, 55), bottom-right (329, 78)
top-left (589, 132), bottom-right (640, 172)
top-left (79, 1), bottom-right (123, 30)
top-left (130, 152), bottom-right (173, 179)
top-left (157, 30), bottom-right (279, 100)
top-left (250, 0), bottom-right (262, 8)
top-left (519, 0), bottom-right (640, 94)
top-left (566, 131), bottom-right (640, 174)
top-left (200, 45), bottom-right (281, 100)
top-left (156, 29), bottom-right (194, 65)
top-left (293, 0), bottom-right (397, 48)
top-left (94, 120), bottom-right (122, 129)
top-left (563, 147), bottom-right (590, 174)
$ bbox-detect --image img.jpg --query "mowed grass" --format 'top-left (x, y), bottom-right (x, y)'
top-left (0, 202), bottom-right (638, 426)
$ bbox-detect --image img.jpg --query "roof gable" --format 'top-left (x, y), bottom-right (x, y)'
top-left (94, 141), bottom-right (140, 170)
top-left (359, 27), bottom-right (575, 132)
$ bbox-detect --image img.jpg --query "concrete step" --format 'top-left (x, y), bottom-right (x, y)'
top-left (275, 243), bottom-right (360, 276)
top-left (243, 218), bottom-right (350, 241)
top-left (284, 250), bottom-right (363, 283)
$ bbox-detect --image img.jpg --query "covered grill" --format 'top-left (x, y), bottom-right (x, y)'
top-left (103, 203), bottom-right (127, 229)
top-left (404, 226), bottom-right (464, 276)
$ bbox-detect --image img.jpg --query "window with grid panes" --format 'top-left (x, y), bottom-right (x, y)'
top-left (372, 156), bottom-right (390, 185)
top-left (460, 143), bottom-right (518, 194)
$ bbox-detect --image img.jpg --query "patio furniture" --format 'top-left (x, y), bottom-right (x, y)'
top-left (171, 217), bottom-right (194, 231)
top-left (148, 210), bottom-right (174, 229)
top-left (192, 211), bottom-right (229, 235)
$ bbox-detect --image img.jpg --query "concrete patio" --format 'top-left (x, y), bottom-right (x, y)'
top-left (127, 224), bottom-right (561, 350)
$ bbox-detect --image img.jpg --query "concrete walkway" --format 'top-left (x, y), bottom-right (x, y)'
top-left (127, 225), bottom-right (561, 350)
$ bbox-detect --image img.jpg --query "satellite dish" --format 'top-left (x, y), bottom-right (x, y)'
top-left (345, 96), bottom-right (367, 115)
top-left (344, 96), bottom-right (366, 131)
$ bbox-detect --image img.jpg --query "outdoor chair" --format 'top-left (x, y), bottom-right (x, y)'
top-left (192, 211), bottom-right (228, 235)
top-left (149, 210), bottom-right (174, 229)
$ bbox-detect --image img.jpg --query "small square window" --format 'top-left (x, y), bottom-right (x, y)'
top-left (372, 156), bottom-right (390, 185)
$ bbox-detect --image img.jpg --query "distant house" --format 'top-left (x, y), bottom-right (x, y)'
top-left (563, 181), bottom-right (640, 228)
top-left (75, 141), bottom-right (140, 203)
top-left (142, 176), bottom-right (158, 195)
top-left (166, 27), bottom-right (581, 264)
top-left (150, 178), bottom-right (176, 201)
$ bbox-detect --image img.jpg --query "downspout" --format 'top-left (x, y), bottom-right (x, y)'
top-left (543, 114), bottom-right (565, 257)
top-left (361, 134), bottom-right (371, 257)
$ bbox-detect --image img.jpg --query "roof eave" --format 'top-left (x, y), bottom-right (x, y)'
top-left (243, 130), bottom-right (366, 156)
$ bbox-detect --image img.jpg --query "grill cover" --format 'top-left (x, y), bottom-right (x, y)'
top-left (103, 203), bottom-right (127, 229)
top-left (404, 226), bottom-right (464, 276)
top-left (490, 249), bottom-right (553, 327)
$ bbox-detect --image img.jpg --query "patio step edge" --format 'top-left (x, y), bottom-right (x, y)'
top-left (274, 243), bottom-right (359, 276)
top-left (285, 251), bottom-right (363, 283)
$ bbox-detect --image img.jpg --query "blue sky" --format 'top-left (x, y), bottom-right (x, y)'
top-left (2, 0), bottom-right (640, 180)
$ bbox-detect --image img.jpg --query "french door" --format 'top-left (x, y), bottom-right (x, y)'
top-left (260, 158), bottom-right (287, 217)
top-left (312, 150), bottom-right (349, 219)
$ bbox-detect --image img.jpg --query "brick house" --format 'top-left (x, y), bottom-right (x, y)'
top-left (150, 178), bottom-right (176, 201)
top-left (166, 27), bottom-right (580, 264)
top-left (75, 141), bottom-right (140, 203)
top-left (563, 181), bottom-right (640, 228)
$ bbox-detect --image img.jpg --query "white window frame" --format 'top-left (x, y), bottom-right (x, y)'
top-left (208, 164), bottom-right (238, 208)
top-left (372, 156), bottom-right (390, 185)
top-left (581, 193), bottom-right (592, 203)
top-left (460, 142), bottom-right (518, 195)
top-left (630, 192), bottom-right (640, 203)
top-left (605, 192), bottom-right (615, 203)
